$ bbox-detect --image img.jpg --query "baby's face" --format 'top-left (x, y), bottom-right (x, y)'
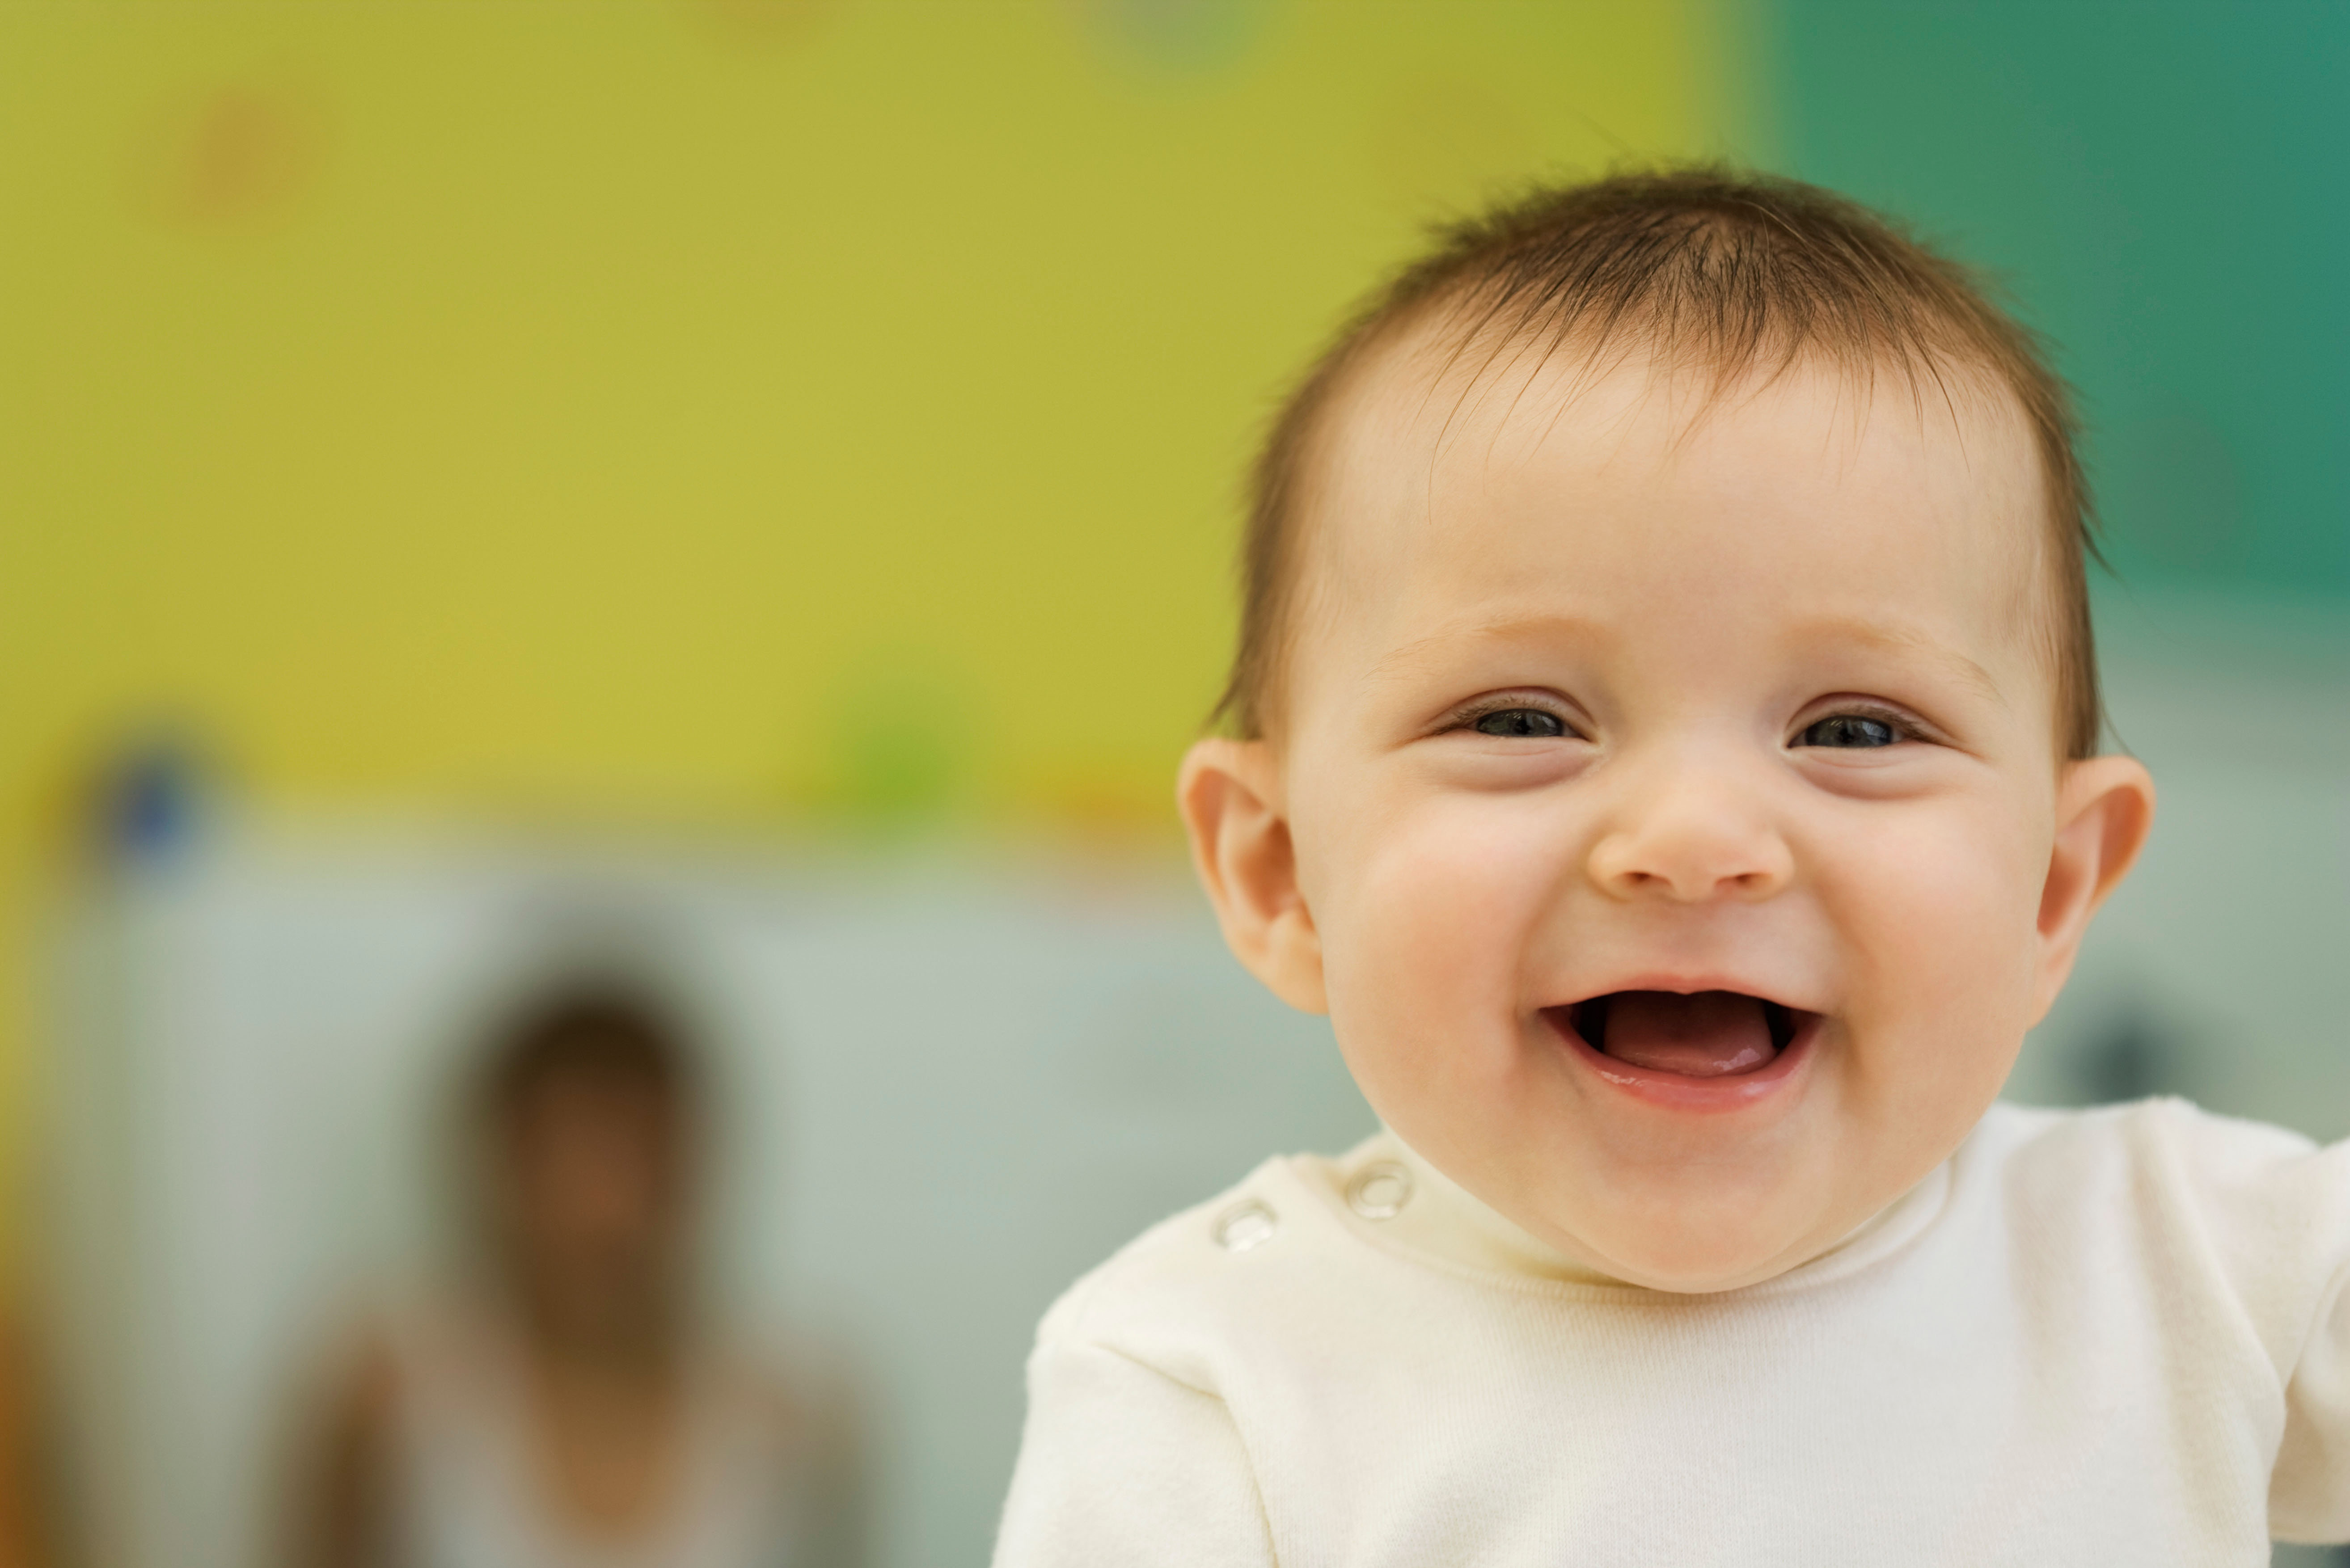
top-left (1184, 343), bottom-right (2151, 1291)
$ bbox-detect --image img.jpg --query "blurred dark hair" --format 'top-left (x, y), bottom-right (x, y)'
top-left (474, 982), bottom-right (700, 1135)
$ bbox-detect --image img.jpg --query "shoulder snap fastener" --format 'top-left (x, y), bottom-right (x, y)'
top-left (1346, 1160), bottom-right (1412, 1220)
top-left (1213, 1199), bottom-right (1278, 1252)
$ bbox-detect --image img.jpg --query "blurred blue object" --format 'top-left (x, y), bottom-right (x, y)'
top-left (93, 732), bottom-right (210, 868)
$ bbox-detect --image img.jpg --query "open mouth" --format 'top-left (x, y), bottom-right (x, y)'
top-left (1562, 991), bottom-right (1804, 1080)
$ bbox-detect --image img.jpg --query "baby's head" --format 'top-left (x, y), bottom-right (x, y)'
top-left (1179, 169), bottom-right (2156, 1292)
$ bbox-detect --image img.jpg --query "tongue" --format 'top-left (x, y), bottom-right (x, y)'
top-left (1598, 991), bottom-right (1777, 1078)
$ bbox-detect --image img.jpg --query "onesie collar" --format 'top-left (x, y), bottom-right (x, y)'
top-left (1314, 1125), bottom-right (1954, 1296)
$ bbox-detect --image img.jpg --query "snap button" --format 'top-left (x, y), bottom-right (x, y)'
top-left (1213, 1199), bottom-right (1278, 1252)
top-left (1346, 1160), bottom-right (1412, 1220)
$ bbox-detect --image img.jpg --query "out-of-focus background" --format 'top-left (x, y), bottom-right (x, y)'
top-left (0, 2), bottom-right (2343, 1564)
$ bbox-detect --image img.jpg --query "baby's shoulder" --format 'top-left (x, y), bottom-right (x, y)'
top-left (1981, 1095), bottom-right (2339, 1201)
top-left (1031, 1140), bottom-right (1379, 1377)
top-left (1975, 1098), bottom-right (2350, 1326)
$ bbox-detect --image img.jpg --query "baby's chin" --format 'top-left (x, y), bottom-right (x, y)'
top-left (1474, 1116), bottom-right (1883, 1292)
top-left (1540, 1202), bottom-right (1847, 1294)
top-left (1378, 1125), bottom-right (1846, 1293)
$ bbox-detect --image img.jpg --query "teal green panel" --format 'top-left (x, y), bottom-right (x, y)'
top-left (1772, 1), bottom-right (2350, 596)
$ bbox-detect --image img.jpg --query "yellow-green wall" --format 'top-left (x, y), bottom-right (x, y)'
top-left (0, 0), bottom-right (1737, 1257)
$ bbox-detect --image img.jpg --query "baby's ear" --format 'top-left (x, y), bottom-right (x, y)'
top-left (1178, 739), bottom-right (1327, 1014)
top-left (2030, 754), bottom-right (2157, 1020)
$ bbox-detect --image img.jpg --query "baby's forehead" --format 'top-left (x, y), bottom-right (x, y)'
top-left (1273, 329), bottom-right (2057, 728)
top-left (1301, 327), bottom-right (2047, 593)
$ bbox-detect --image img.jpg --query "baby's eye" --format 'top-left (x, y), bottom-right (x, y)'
top-left (1472, 708), bottom-right (1569, 739)
top-left (1796, 713), bottom-right (1902, 749)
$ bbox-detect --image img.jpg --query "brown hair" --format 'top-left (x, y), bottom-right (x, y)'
top-left (1214, 167), bottom-right (2103, 760)
top-left (478, 983), bottom-right (697, 1134)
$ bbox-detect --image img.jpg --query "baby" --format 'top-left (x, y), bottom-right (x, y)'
top-left (993, 170), bottom-right (2350, 1563)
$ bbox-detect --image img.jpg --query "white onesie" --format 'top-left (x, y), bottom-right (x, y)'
top-left (994, 1099), bottom-right (2350, 1566)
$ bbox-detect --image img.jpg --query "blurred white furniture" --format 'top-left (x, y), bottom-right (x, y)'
top-left (45, 839), bottom-right (1371, 1568)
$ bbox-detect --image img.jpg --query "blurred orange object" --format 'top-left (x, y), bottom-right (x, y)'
top-left (0, 1314), bottom-right (41, 1568)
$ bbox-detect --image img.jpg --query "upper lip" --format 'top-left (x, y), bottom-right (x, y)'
top-left (1544, 974), bottom-right (1824, 1016)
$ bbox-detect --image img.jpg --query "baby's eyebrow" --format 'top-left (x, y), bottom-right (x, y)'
top-left (1360, 612), bottom-right (1610, 687)
top-left (1361, 611), bottom-right (2009, 708)
top-left (1791, 615), bottom-right (2010, 710)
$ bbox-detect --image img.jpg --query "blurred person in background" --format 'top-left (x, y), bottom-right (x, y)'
top-left (291, 984), bottom-right (862, 1568)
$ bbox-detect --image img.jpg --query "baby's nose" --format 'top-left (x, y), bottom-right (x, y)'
top-left (1585, 766), bottom-right (1794, 903)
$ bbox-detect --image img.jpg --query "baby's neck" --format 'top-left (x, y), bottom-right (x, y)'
top-left (1375, 1131), bottom-right (1626, 1286)
top-left (1374, 1126), bottom-right (1951, 1292)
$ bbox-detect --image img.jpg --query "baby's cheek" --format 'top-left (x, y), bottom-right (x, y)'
top-left (1837, 801), bottom-right (2045, 1100)
top-left (1321, 794), bottom-right (1565, 1078)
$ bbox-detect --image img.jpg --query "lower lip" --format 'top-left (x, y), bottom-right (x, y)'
top-left (1543, 1007), bottom-right (1820, 1113)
